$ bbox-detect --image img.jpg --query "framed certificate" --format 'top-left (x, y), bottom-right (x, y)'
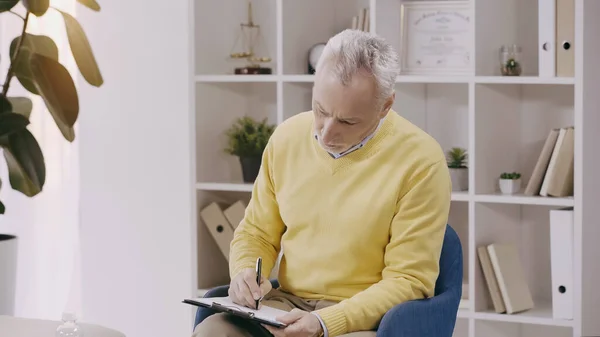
top-left (399, 1), bottom-right (473, 75)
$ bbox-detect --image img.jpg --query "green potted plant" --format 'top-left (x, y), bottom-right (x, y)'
top-left (0, 0), bottom-right (103, 315)
top-left (499, 172), bottom-right (522, 194)
top-left (224, 116), bottom-right (275, 183)
top-left (446, 147), bottom-right (468, 191)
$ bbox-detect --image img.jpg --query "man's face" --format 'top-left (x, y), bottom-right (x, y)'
top-left (312, 68), bottom-right (392, 154)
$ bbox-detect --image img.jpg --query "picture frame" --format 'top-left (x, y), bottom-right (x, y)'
top-left (399, 1), bottom-right (473, 76)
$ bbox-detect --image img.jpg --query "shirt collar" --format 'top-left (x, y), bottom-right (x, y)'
top-left (314, 117), bottom-right (385, 159)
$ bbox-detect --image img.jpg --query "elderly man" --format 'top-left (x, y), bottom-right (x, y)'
top-left (193, 29), bottom-right (451, 337)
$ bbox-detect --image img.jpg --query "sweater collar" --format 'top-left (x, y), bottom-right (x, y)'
top-left (314, 116), bottom-right (386, 159)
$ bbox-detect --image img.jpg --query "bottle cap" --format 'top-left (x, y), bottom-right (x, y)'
top-left (62, 312), bottom-right (77, 322)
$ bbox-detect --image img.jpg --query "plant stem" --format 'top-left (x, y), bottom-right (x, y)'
top-left (2, 11), bottom-right (30, 97)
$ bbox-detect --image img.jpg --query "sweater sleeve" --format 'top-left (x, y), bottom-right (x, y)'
top-left (313, 159), bottom-right (452, 336)
top-left (229, 140), bottom-right (286, 279)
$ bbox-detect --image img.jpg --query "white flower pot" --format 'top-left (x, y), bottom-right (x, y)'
top-left (499, 178), bottom-right (521, 194)
top-left (449, 168), bottom-right (468, 191)
top-left (0, 234), bottom-right (17, 315)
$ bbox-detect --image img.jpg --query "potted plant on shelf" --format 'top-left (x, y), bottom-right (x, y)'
top-left (224, 116), bottom-right (275, 183)
top-left (0, 0), bottom-right (103, 315)
top-left (446, 147), bottom-right (468, 192)
top-left (499, 172), bottom-right (522, 194)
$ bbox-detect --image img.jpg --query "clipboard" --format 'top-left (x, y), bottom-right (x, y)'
top-left (182, 296), bottom-right (288, 328)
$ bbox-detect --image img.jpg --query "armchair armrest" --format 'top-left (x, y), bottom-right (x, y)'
top-left (376, 290), bottom-right (461, 337)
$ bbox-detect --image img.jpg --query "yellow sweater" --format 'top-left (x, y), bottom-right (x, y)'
top-left (229, 110), bottom-right (452, 336)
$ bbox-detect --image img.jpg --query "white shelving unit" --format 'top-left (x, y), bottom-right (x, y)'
top-left (190, 0), bottom-right (600, 336)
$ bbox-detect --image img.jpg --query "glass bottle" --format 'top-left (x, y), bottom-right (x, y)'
top-left (499, 44), bottom-right (522, 76)
top-left (56, 312), bottom-right (84, 337)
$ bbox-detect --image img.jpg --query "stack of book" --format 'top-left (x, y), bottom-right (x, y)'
top-left (477, 243), bottom-right (534, 314)
top-left (524, 126), bottom-right (574, 197)
top-left (350, 8), bottom-right (370, 32)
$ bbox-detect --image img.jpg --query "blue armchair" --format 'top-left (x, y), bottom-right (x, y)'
top-left (194, 224), bottom-right (463, 337)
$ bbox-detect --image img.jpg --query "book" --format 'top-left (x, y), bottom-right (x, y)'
top-left (487, 243), bottom-right (534, 314)
top-left (183, 296), bottom-right (288, 328)
top-left (524, 128), bottom-right (560, 195)
top-left (524, 126), bottom-right (574, 197)
top-left (477, 246), bottom-right (506, 313)
top-left (543, 127), bottom-right (574, 197)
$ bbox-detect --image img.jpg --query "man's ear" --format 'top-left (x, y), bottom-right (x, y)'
top-left (379, 93), bottom-right (395, 118)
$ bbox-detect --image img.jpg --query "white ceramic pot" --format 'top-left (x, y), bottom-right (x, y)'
top-left (449, 168), bottom-right (468, 191)
top-left (0, 234), bottom-right (17, 315)
top-left (499, 178), bottom-right (521, 194)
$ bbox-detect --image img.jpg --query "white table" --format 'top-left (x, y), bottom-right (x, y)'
top-left (0, 315), bottom-right (125, 337)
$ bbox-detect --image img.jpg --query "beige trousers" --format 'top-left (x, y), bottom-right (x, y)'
top-left (192, 288), bottom-right (376, 337)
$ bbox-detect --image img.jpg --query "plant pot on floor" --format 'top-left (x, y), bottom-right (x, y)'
top-left (0, 234), bottom-right (17, 315)
top-left (449, 168), bottom-right (468, 191)
top-left (239, 156), bottom-right (262, 183)
top-left (499, 178), bottom-right (521, 194)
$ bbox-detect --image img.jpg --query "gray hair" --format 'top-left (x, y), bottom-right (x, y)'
top-left (316, 29), bottom-right (400, 108)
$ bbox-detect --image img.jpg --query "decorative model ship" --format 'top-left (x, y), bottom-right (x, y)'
top-left (230, 0), bottom-right (272, 75)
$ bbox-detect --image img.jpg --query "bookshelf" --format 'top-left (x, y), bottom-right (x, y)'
top-left (190, 0), bottom-right (600, 336)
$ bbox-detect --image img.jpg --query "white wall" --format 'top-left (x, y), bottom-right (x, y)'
top-left (76, 0), bottom-right (196, 336)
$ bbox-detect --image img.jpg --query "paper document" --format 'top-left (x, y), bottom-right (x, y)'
top-left (183, 296), bottom-right (289, 327)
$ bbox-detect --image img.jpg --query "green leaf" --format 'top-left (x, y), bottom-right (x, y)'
top-left (0, 94), bottom-right (13, 113)
top-left (0, 200), bottom-right (5, 214)
top-left (10, 34), bottom-right (59, 95)
top-left (77, 0), bottom-right (100, 11)
top-left (7, 97), bottom-right (33, 119)
top-left (0, 112), bottom-right (30, 137)
top-left (3, 128), bottom-right (45, 197)
top-left (29, 53), bottom-right (78, 141)
top-left (59, 11), bottom-right (103, 86)
top-left (22, 0), bottom-right (50, 16)
top-left (0, 0), bottom-right (19, 12)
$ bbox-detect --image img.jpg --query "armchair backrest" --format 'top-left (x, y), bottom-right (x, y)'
top-left (434, 224), bottom-right (464, 299)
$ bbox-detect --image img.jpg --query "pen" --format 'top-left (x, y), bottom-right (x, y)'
top-left (255, 257), bottom-right (262, 310)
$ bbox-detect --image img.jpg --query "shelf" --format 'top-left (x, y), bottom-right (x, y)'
top-left (196, 182), bottom-right (254, 192)
top-left (451, 191), bottom-right (470, 202)
top-left (282, 0), bottom-right (370, 75)
top-left (475, 0), bottom-right (538, 77)
top-left (194, 74), bottom-right (577, 86)
top-left (473, 193), bottom-right (574, 206)
top-left (474, 83), bottom-right (574, 197)
top-left (195, 81), bottom-right (277, 183)
top-left (196, 183), bottom-right (470, 203)
top-left (194, 0), bottom-right (277, 75)
top-left (195, 75), bottom-right (278, 83)
top-left (473, 302), bottom-right (573, 327)
top-left (282, 75), bottom-right (315, 82)
top-left (394, 83), bottom-right (469, 153)
top-left (473, 202), bottom-right (564, 329)
top-left (475, 76), bottom-right (575, 85)
top-left (396, 75), bottom-right (471, 84)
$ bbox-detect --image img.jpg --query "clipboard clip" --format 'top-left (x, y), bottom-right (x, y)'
top-left (212, 302), bottom-right (256, 318)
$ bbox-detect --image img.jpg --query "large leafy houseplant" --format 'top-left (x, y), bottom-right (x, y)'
top-left (224, 116), bottom-right (275, 183)
top-left (0, 0), bottom-right (103, 214)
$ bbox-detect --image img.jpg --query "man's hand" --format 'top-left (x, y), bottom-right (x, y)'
top-left (229, 268), bottom-right (272, 309)
top-left (262, 309), bottom-right (324, 337)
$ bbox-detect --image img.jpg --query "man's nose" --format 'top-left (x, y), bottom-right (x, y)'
top-left (321, 119), bottom-right (336, 140)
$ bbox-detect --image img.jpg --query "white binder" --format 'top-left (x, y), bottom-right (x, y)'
top-left (549, 207), bottom-right (574, 319)
top-left (539, 0), bottom-right (556, 77)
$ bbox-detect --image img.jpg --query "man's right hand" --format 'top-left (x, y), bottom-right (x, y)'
top-left (229, 268), bottom-right (272, 309)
